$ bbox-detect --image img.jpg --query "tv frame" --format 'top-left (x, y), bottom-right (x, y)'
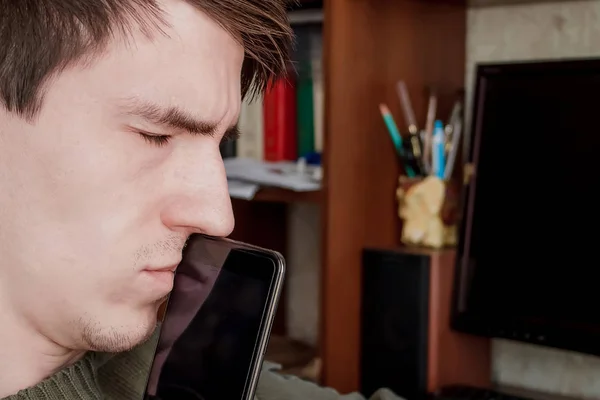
top-left (451, 57), bottom-right (600, 357)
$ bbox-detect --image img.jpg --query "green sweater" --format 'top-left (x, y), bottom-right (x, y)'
top-left (2, 332), bottom-right (401, 400)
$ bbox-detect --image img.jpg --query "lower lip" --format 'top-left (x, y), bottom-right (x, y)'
top-left (143, 270), bottom-right (175, 291)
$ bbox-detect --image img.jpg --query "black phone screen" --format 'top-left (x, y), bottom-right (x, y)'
top-left (144, 235), bottom-right (279, 400)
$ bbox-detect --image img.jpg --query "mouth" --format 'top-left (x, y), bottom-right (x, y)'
top-left (146, 264), bottom-right (179, 273)
top-left (142, 263), bottom-right (180, 292)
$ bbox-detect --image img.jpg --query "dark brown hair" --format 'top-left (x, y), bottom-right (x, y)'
top-left (0, 0), bottom-right (294, 120)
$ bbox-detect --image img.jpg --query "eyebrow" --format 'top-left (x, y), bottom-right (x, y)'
top-left (121, 99), bottom-right (240, 142)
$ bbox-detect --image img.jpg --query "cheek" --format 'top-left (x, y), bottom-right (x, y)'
top-left (1, 122), bottom-right (158, 282)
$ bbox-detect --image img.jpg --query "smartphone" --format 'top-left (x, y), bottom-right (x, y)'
top-left (144, 233), bottom-right (286, 400)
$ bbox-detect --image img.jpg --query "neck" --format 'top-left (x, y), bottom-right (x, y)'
top-left (0, 303), bottom-right (85, 398)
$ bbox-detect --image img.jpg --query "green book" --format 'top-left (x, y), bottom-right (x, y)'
top-left (296, 60), bottom-right (315, 158)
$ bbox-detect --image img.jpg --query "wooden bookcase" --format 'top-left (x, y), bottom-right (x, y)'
top-left (229, 0), bottom-right (466, 393)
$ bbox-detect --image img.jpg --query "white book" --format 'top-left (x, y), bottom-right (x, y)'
top-left (236, 94), bottom-right (264, 160)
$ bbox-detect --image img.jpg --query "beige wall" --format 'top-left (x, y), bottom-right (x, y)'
top-left (466, 0), bottom-right (600, 126)
top-left (285, 203), bottom-right (321, 346)
top-left (285, 1), bottom-right (600, 398)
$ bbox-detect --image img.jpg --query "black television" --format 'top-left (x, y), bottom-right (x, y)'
top-left (452, 58), bottom-right (600, 357)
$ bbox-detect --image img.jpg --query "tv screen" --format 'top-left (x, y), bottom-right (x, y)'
top-left (453, 58), bottom-right (600, 356)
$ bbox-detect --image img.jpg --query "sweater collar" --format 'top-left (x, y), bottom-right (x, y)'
top-left (5, 351), bottom-right (116, 400)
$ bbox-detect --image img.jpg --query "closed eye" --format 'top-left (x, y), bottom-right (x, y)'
top-left (134, 124), bottom-right (239, 148)
top-left (137, 131), bottom-right (172, 147)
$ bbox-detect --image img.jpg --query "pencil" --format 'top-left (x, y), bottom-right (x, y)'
top-left (378, 104), bottom-right (416, 178)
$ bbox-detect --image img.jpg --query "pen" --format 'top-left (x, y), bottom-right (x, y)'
top-left (432, 120), bottom-right (446, 179)
top-left (423, 90), bottom-right (437, 174)
top-left (445, 100), bottom-right (462, 153)
top-left (396, 81), bottom-right (424, 173)
top-left (379, 103), bottom-right (416, 178)
top-left (444, 115), bottom-right (463, 180)
top-left (396, 81), bottom-right (418, 134)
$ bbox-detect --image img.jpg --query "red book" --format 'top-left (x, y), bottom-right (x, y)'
top-left (263, 77), bottom-right (297, 161)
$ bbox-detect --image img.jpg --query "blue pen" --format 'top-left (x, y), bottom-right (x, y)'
top-left (432, 120), bottom-right (446, 179)
top-left (379, 104), bottom-right (416, 178)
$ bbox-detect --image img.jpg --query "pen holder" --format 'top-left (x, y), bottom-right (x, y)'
top-left (396, 175), bottom-right (459, 249)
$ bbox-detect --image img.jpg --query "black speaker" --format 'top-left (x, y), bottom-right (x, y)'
top-left (360, 248), bottom-right (491, 400)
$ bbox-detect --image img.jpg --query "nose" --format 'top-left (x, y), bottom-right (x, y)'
top-left (160, 146), bottom-right (234, 238)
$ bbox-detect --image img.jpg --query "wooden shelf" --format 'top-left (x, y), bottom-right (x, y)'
top-left (288, 0), bottom-right (323, 11)
top-left (233, 0), bottom-right (467, 394)
top-left (289, 8), bottom-right (324, 25)
top-left (237, 187), bottom-right (322, 204)
top-left (320, 0), bottom-right (466, 392)
top-left (469, 0), bottom-right (577, 6)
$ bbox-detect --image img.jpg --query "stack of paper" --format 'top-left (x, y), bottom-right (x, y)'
top-left (227, 180), bottom-right (260, 200)
top-left (224, 158), bottom-right (321, 199)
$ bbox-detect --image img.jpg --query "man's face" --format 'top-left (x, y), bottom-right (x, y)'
top-left (0, 0), bottom-right (240, 352)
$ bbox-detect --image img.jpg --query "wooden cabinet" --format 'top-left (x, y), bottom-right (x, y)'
top-left (230, 0), bottom-right (467, 393)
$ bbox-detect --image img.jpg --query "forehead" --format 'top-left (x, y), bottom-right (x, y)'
top-left (51, 0), bottom-right (245, 127)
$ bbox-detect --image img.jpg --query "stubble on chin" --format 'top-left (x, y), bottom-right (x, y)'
top-left (79, 312), bottom-right (159, 353)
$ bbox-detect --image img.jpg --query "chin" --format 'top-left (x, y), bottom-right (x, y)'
top-left (81, 304), bottom-right (160, 353)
